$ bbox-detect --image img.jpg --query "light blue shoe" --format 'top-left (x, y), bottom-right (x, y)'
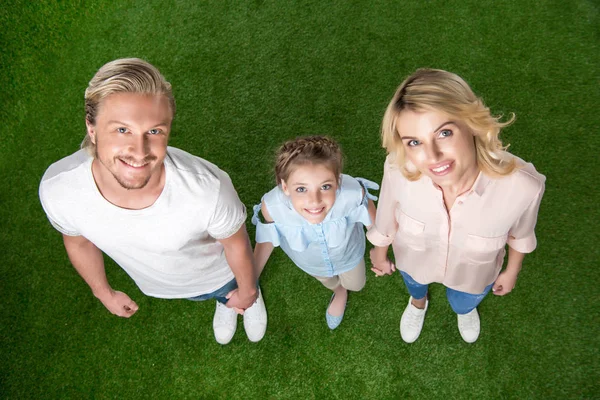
top-left (325, 294), bottom-right (346, 330)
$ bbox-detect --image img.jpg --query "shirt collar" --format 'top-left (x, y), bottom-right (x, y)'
top-left (470, 171), bottom-right (490, 197)
top-left (426, 170), bottom-right (490, 197)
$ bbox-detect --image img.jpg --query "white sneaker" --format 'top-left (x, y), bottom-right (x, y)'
top-left (457, 308), bottom-right (480, 343)
top-left (400, 296), bottom-right (428, 343)
top-left (243, 288), bottom-right (267, 342)
top-left (213, 301), bottom-right (237, 345)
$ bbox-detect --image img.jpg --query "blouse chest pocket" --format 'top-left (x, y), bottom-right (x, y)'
top-left (397, 209), bottom-right (426, 251)
top-left (464, 234), bottom-right (507, 264)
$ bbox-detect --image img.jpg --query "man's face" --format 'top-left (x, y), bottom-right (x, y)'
top-left (87, 92), bottom-right (173, 190)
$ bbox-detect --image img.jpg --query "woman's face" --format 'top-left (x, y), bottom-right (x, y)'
top-left (396, 108), bottom-right (478, 188)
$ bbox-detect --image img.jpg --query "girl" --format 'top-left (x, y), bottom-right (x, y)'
top-left (252, 136), bottom-right (378, 329)
top-left (368, 69), bottom-right (545, 343)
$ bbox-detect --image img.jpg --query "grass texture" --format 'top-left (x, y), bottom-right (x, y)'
top-left (1, 1), bottom-right (598, 399)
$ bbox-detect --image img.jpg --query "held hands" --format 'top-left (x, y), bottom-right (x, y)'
top-left (225, 287), bottom-right (258, 315)
top-left (492, 270), bottom-right (519, 296)
top-left (369, 248), bottom-right (396, 277)
top-left (97, 290), bottom-right (139, 317)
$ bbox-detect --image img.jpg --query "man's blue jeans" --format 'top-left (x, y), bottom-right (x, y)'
top-left (187, 278), bottom-right (238, 304)
top-left (400, 271), bottom-right (493, 315)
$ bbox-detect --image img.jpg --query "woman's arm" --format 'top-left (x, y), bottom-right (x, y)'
top-left (492, 245), bottom-right (525, 296)
top-left (495, 180), bottom-right (545, 296)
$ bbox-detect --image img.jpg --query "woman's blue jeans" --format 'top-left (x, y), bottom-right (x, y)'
top-left (400, 271), bottom-right (493, 315)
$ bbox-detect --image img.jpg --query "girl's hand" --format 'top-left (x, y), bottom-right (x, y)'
top-left (492, 270), bottom-right (519, 296)
top-left (369, 248), bottom-right (396, 276)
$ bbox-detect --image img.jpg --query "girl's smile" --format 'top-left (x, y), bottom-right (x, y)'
top-left (281, 163), bottom-right (338, 224)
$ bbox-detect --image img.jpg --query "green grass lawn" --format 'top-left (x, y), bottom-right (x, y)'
top-left (1, 1), bottom-right (598, 398)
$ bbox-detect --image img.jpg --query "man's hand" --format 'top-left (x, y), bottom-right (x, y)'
top-left (492, 270), bottom-right (519, 296)
top-left (96, 289), bottom-right (139, 317)
top-left (369, 248), bottom-right (396, 276)
top-left (218, 226), bottom-right (258, 314)
top-left (225, 287), bottom-right (258, 314)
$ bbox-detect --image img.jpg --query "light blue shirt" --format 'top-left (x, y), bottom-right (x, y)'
top-left (252, 175), bottom-right (378, 277)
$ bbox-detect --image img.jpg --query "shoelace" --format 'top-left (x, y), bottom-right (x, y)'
top-left (216, 302), bottom-right (235, 323)
top-left (458, 313), bottom-right (477, 330)
top-left (405, 307), bottom-right (425, 329)
top-left (244, 299), bottom-right (265, 322)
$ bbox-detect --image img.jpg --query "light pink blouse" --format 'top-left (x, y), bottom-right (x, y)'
top-left (367, 156), bottom-right (545, 294)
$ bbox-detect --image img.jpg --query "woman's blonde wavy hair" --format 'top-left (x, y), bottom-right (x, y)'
top-left (81, 58), bottom-right (175, 156)
top-left (381, 68), bottom-right (517, 180)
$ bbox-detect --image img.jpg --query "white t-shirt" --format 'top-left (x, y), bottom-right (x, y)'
top-left (39, 147), bottom-right (246, 298)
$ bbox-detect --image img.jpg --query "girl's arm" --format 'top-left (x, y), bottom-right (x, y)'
top-left (364, 195), bottom-right (395, 276)
top-left (492, 245), bottom-right (525, 296)
top-left (359, 184), bottom-right (377, 230)
top-left (254, 242), bottom-right (274, 277)
top-left (366, 161), bottom-right (398, 276)
top-left (367, 198), bottom-right (377, 230)
top-left (253, 201), bottom-right (275, 277)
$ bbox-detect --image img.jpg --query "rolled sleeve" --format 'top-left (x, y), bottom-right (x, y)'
top-left (206, 170), bottom-right (247, 240)
top-left (367, 160), bottom-right (399, 247)
top-left (507, 185), bottom-right (545, 253)
top-left (366, 227), bottom-right (395, 247)
top-left (47, 218), bottom-right (80, 237)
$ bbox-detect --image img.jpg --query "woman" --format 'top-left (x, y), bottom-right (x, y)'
top-left (368, 69), bottom-right (545, 343)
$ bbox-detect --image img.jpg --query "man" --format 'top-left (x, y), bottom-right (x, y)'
top-left (39, 58), bottom-right (267, 345)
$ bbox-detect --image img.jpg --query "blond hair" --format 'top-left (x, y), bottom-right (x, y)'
top-left (275, 136), bottom-right (343, 185)
top-left (381, 68), bottom-right (517, 180)
top-left (82, 58), bottom-right (175, 156)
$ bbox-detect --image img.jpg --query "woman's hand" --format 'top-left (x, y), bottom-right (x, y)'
top-left (369, 247), bottom-right (396, 276)
top-left (492, 270), bottom-right (519, 296)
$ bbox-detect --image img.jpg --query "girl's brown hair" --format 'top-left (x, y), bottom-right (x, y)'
top-left (275, 136), bottom-right (343, 185)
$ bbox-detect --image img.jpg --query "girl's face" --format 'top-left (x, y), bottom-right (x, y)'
top-left (281, 163), bottom-right (338, 224)
top-left (396, 108), bottom-right (478, 189)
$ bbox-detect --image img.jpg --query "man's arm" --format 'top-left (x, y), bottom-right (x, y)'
top-left (217, 225), bottom-right (258, 312)
top-left (62, 234), bottom-right (138, 317)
